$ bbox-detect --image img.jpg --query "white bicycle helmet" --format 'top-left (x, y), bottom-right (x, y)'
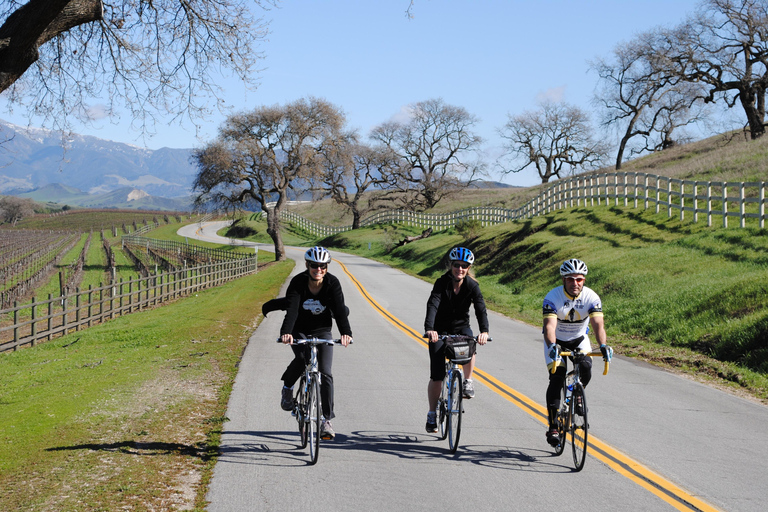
top-left (560, 258), bottom-right (588, 276)
top-left (305, 246), bottom-right (332, 264)
top-left (449, 246), bottom-right (475, 265)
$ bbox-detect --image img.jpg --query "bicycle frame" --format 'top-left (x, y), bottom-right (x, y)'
top-left (431, 334), bottom-right (490, 454)
top-left (277, 337), bottom-right (351, 465)
top-left (550, 347), bottom-right (609, 471)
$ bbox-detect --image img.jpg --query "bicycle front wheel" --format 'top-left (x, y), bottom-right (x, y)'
top-left (447, 370), bottom-right (463, 453)
top-left (570, 383), bottom-right (588, 471)
top-left (554, 383), bottom-right (568, 456)
top-left (307, 376), bottom-right (321, 465)
top-left (297, 375), bottom-right (308, 448)
top-left (438, 377), bottom-right (448, 440)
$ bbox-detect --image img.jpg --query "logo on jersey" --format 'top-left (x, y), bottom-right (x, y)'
top-left (303, 299), bottom-right (326, 315)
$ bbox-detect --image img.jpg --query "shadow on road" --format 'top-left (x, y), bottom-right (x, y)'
top-left (216, 429), bottom-right (576, 472)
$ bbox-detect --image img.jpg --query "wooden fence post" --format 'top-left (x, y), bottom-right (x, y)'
top-left (47, 294), bottom-right (53, 341)
top-left (31, 297), bottom-right (37, 346)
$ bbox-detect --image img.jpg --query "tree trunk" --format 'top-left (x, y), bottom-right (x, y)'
top-left (265, 207), bottom-right (286, 261)
top-left (739, 88), bottom-right (766, 139)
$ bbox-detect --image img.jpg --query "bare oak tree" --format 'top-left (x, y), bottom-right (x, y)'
top-left (370, 98), bottom-right (484, 211)
top-left (192, 97), bottom-right (347, 261)
top-left (0, 0), bottom-right (273, 135)
top-left (650, 0), bottom-right (768, 139)
top-left (318, 140), bottom-right (399, 229)
top-left (0, 195), bottom-right (34, 225)
top-left (592, 31), bottom-right (711, 169)
top-left (499, 101), bottom-right (607, 183)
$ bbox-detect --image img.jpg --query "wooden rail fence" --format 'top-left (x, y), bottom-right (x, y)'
top-left (1, 239), bottom-right (257, 352)
top-left (280, 171), bottom-right (767, 235)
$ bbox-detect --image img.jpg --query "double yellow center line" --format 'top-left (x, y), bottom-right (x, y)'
top-left (337, 259), bottom-right (720, 512)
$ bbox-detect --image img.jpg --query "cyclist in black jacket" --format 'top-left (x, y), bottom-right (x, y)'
top-left (279, 247), bottom-right (353, 440)
top-left (424, 247), bottom-right (489, 433)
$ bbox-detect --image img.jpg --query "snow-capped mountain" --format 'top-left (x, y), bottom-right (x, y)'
top-left (0, 120), bottom-right (197, 198)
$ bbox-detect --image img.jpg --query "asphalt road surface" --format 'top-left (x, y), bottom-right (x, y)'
top-left (185, 222), bottom-right (766, 512)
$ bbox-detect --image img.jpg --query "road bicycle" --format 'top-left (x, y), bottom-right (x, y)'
top-left (277, 337), bottom-right (351, 465)
top-left (550, 346), bottom-right (611, 471)
top-left (432, 334), bottom-right (490, 454)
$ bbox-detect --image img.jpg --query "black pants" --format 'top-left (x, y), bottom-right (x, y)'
top-left (281, 335), bottom-right (335, 419)
top-left (546, 356), bottom-right (592, 427)
top-left (428, 327), bottom-right (473, 381)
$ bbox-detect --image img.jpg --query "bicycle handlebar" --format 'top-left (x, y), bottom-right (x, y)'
top-left (424, 334), bottom-right (493, 342)
top-left (552, 350), bottom-right (610, 375)
top-left (275, 337), bottom-right (353, 345)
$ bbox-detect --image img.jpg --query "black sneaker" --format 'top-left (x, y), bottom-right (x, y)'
top-left (425, 412), bottom-right (438, 433)
top-left (280, 386), bottom-right (294, 411)
top-left (546, 428), bottom-right (560, 447)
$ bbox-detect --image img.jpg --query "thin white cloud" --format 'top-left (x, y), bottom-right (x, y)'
top-left (536, 86), bottom-right (567, 104)
top-left (85, 104), bottom-right (109, 121)
top-left (389, 104), bottom-right (414, 124)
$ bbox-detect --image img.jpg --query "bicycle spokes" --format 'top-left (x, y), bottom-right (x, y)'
top-left (570, 385), bottom-right (588, 471)
top-left (447, 371), bottom-right (463, 453)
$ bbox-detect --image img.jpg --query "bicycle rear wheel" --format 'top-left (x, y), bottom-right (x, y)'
top-left (447, 370), bottom-right (463, 453)
top-left (296, 375), bottom-right (308, 448)
top-left (554, 383), bottom-right (568, 456)
top-left (570, 384), bottom-right (588, 471)
top-left (307, 376), bottom-right (321, 465)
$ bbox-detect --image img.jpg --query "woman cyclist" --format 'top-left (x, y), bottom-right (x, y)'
top-left (279, 246), bottom-right (353, 440)
top-left (424, 246), bottom-right (489, 433)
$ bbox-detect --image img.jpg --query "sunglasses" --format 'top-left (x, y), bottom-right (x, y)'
top-left (452, 262), bottom-right (470, 269)
top-left (565, 276), bottom-right (585, 283)
top-left (308, 263), bottom-right (327, 270)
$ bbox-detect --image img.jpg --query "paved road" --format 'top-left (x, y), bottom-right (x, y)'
top-left (186, 222), bottom-right (766, 512)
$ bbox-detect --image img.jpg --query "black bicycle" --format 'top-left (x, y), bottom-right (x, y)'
top-left (432, 335), bottom-right (490, 453)
top-left (277, 337), bottom-right (351, 465)
top-left (550, 347), bottom-right (611, 471)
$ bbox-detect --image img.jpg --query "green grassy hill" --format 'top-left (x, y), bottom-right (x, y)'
top-left (234, 131), bottom-right (768, 400)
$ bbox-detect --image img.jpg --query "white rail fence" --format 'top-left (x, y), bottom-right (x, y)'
top-left (280, 172), bottom-right (766, 236)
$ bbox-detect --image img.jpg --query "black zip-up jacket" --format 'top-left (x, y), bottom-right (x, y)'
top-left (280, 271), bottom-right (352, 338)
top-left (424, 272), bottom-right (489, 334)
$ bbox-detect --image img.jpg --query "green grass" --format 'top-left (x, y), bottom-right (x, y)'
top-left (317, 205), bottom-right (768, 400)
top-left (222, 214), bottom-right (323, 249)
top-left (0, 253), bottom-right (293, 511)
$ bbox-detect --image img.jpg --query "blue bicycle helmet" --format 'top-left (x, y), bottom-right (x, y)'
top-left (449, 247), bottom-right (475, 265)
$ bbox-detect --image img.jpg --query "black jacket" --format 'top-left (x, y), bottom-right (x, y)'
top-left (280, 271), bottom-right (352, 338)
top-left (424, 272), bottom-right (489, 334)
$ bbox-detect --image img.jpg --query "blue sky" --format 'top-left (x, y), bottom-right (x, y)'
top-left (1, 0), bottom-right (705, 186)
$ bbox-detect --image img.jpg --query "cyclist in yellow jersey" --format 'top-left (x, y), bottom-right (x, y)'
top-left (542, 259), bottom-right (611, 447)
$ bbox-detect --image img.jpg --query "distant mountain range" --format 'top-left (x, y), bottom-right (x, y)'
top-left (0, 120), bottom-right (196, 210)
top-left (17, 183), bottom-right (193, 211)
top-left (0, 119), bottom-right (518, 212)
